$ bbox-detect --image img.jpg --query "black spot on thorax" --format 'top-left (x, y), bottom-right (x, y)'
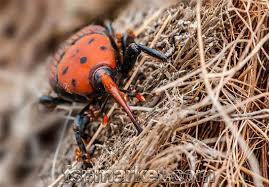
top-left (80, 57), bottom-right (87, 64)
top-left (100, 46), bottom-right (107, 51)
top-left (71, 79), bottom-right (76, 87)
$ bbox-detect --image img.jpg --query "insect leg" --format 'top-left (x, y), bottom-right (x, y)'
top-left (121, 43), bottom-right (142, 77)
top-left (73, 103), bottom-right (92, 162)
top-left (73, 96), bottom-right (109, 162)
top-left (98, 95), bottom-right (110, 126)
top-left (121, 42), bottom-right (168, 77)
top-left (119, 88), bottom-right (145, 102)
top-left (74, 117), bottom-right (90, 160)
top-left (104, 20), bottom-right (115, 37)
top-left (39, 95), bottom-right (72, 107)
top-left (104, 21), bottom-right (122, 69)
top-left (136, 44), bottom-right (168, 62)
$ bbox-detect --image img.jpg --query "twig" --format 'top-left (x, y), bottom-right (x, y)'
top-left (135, 8), bottom-right (165, 36)
top-left (129, 106), bottom-right (153, 112)
top-left (51, 106), bottom-right (73, 180)
top-left (153, 40), bottom-right (243, 93)
top-left (240, 166), bottom-right (269, 185)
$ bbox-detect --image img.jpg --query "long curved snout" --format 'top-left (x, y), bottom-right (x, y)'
top-left (99, 72), bottom-right (142, 134)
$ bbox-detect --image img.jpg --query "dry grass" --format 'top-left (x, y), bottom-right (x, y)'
top-left (0, 0), bottom-right (269, 186)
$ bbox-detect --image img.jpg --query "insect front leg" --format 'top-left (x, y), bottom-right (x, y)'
top-left (73, 103), bottom-right (92, 162)
top-left (104, 20), bottom-right (115, 37)
top-left (119, 88), bottom-right (146, 103)
top-left (74, 95), bottom-right (109, 163)
top-left (136, 44), bottom-right (167, 61)
top-left (120, 43), bottom-right (142, 77)
top-left (120, 42), bottom-right (167, 77)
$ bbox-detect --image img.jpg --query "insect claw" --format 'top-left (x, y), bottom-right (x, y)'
top-left (75, 148), bottom-right (91, 163)
top-left (75, 148), bottom-right (82, 161)
top-left (101, 113), bottom-right (109, 127)
top-left (82, 153), bottom-right (91, 163)
top-left (135, 93), bottom-right (146, 102)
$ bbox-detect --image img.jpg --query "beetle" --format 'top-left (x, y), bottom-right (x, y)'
top-left (39, 23), bottom-right (167, 162)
